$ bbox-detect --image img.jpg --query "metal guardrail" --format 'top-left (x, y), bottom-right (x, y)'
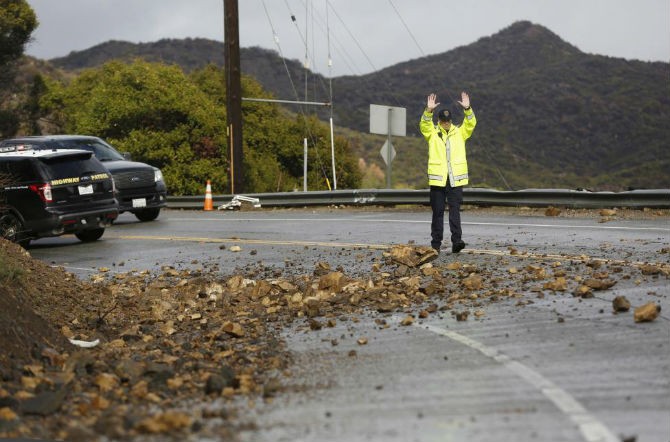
top-left (167, 188), bottom-right (670, 210)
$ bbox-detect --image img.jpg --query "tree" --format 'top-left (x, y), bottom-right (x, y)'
top-left (40, 61), bottom-right (361, 195)
top-left (0, 0), bottom-right (37, 67)
top-left (0, 0), bottom-right (37, 138)
top-left (41, 60), bottom-right (228, 195)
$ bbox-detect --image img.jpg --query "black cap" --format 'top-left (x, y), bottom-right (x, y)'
top-left (437, 108), bottom-right (452, 122)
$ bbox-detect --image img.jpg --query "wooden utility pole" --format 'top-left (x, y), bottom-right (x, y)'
top-left (224, 0), bottom-right (243, 194)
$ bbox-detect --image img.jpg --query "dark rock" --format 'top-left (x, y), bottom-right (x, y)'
top-left (612, 296), bottom-right (631, 312)
top-left (0, 395), bottom-right (19, 410)
top-left (394, 265), bottom-right (409, 277)
top-left (65, 351), bottom-right (95, 376)
top-left (21, 388), bottom-right (66, 416)
top-left (262, 378), bottom-right (282, 398)
top-left (94, 411), bottom-right (128, 439)
top-left (220, 365), bottom-right (237, 388)
top-left (205, 365), bottom-right (237, 395)
top-left (376, 303), bottom-right (395, 313)
top-left (115, 359), bottom-right (145, 383)
top-left (205, 374), bottom-right (225, 395)
top-left (456, 311), bottom-right (470, 321)
top-left (143, 362), bottom-right (174, 389)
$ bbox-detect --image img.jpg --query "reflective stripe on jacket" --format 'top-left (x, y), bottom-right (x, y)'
top-left (419, 107), bottom-right (476, 187)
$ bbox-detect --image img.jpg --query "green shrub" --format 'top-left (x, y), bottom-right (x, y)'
top-left (0, 247), bottom-right (23, 283)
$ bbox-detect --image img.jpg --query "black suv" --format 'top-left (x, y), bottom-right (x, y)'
top-left (0, 146), bottom-right (119, 247)
top-left (0, 135), bottom-right (167, 221)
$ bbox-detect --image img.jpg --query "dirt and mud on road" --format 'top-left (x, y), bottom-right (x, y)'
top-left (0, 225), bottom-right (668, 441)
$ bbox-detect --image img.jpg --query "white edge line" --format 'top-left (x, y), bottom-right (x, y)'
top-left (419, 323), bottom-right (620, 442)
top-left (168, 217), bottom-right (670, 232)
top-left (52, 265), bottom-right (122, 274)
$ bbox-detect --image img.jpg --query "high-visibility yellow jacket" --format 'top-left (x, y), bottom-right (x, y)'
top-left (419, 108), bottom-right (476, 187)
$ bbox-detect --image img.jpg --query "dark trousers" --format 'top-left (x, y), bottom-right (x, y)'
top-left (429, 183), bottom-right (463, 250)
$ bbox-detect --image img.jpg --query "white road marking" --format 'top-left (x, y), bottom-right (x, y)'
top-left (419, 323), bottom-right (619, 442)
top-left (55, 265), bottom-right (126, 273)
top-left (113, 235), bottom-right (389, 249)
top-left (465, 220), bottom-right (670, 232)
top-left (168, 217), bottom-right (670, 232)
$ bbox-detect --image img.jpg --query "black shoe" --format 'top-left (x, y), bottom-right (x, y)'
top-left (452, 241), bottom-right (466, 253)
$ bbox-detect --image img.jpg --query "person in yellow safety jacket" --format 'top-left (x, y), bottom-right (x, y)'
top-left (419, 91), bottom-right (476, 254)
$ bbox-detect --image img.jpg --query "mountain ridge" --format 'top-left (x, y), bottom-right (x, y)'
top-left (46, 21), bottom-right (670, 189)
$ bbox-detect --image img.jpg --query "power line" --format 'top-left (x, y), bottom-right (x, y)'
top-left (261, 0), bottom-right (335, 188)
top-left (325, 0), bottom-right (333, 106)
top-left (294, 0), bottom-right (369, 76)
top-left (326, 4), bottom-right (377, 73)
top-left (283, 0), bottom-right (310, 101)
top-left (387, 0), bottom-right (424, 56)
top-left (284, 0), bottom-right (331, 99)
top-left (311, 1), bottom-right (403, 108)
top-left (260, 0), bottom-right (301, 105)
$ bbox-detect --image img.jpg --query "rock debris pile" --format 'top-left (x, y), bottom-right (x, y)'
top-left (0, 239), bottom-right (667, 440)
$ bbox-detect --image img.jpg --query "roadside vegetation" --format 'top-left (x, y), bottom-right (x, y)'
top-left (37, 61), bottom-right (362, 194)
top-left (1, 1), bottom-right (363, 195)
top-left (0, 245), bottom-right (23, 282)
top-left (0, 0), bottom-right (37, 136)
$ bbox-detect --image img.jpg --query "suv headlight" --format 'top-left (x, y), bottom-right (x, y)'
top-left (154, 168), bottom-right (164, 183)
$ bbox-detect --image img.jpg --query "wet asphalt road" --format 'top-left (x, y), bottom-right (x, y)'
top-left (27, 207), bottom-right (669, 276)
top-left (27, 207), bottom-right (670, 442)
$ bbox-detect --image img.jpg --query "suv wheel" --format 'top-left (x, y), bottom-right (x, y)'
top-left (75, 228), bottom-right (105, 242)
top-left (134, 208), bottom-right (161, 222)
top-left (0, 213), bottom-right (30, 247)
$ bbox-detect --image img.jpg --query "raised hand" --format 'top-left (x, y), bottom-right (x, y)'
top-left (426, 93), bottom-right (439, 111)
top-left (457, 91), bottom-right (470, 109)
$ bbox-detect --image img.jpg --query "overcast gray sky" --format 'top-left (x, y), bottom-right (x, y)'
top-left (25, 0), bottom-right (670, 77)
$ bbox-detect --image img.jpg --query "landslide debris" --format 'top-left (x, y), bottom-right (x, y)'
top-left (0, 240), bottom-right (668, 441)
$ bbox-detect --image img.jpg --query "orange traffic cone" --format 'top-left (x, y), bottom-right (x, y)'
top-left (203, 180), bottom-right (213, 211)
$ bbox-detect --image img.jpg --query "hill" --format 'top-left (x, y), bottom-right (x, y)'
top-left (47, 22), bottom-right (670, 190)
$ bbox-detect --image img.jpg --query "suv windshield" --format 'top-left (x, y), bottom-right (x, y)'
top-left (52, 139), bottom-right (125, 162)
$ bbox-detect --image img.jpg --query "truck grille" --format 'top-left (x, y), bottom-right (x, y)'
top-left (113, 170), bottom-right (154, 190)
